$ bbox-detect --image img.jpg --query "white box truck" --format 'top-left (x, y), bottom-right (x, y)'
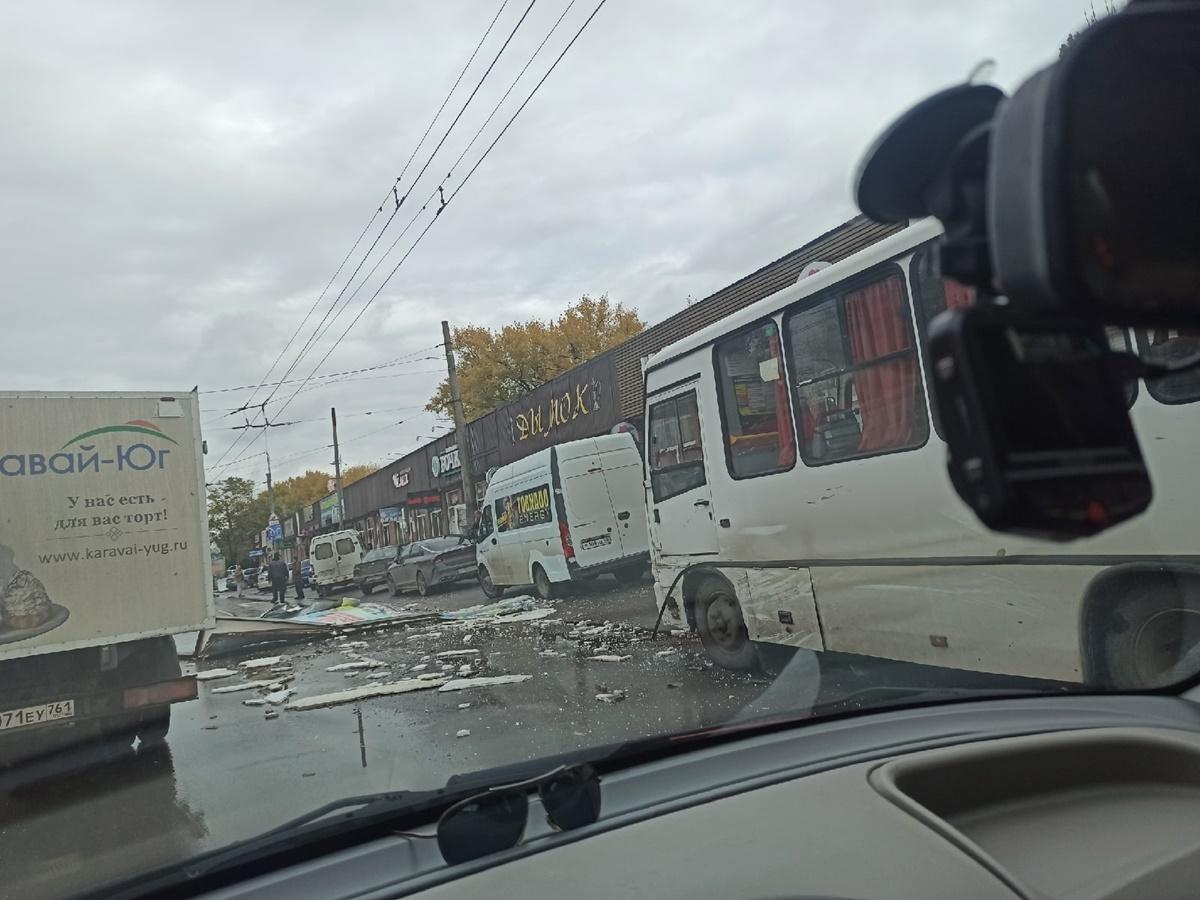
top-left (0, 391), bottom-right (212, 777)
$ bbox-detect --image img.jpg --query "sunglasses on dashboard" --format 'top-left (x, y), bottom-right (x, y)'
top-left (401, 763), bottom-right (602, 865)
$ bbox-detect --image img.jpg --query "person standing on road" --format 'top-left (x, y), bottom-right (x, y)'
top-left (234, 564), bottom-right (245, 598)
top-left (292, 556), bottom-right (306, 602)
top-left (267, 553), bottom-right (289, 605)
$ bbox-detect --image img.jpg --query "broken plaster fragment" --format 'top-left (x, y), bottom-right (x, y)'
top-left (438, 674), bottom-right (533, 693)
top-left (588, 654), bottom-right (632, 662)
top-left (456, 729), bottom-right (471, 738)
top-left (239, 656), bottom-right (284, 670)
top-left (595, 690), bottom-right (626, 703)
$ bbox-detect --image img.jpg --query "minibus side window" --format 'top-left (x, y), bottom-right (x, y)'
top-left (648, 392), bottom-right (707, 501)
top-left (785, 269), bottom-right (928, 464)
top-left (714, 320), bottom-right (796, 478)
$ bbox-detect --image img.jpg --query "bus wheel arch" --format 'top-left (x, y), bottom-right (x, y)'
top-left (686, 570), bottom-right (757, 671)
top-left (1080, 563), bottom-right (1200, 690)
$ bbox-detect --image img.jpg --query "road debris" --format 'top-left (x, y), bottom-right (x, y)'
top-left (211, 680), bottom-right (276, 694)
top-left (239, 656), bottom-right (285, 670)
top-left (595, 689), bottom-right (627, 703)
top-left (456, 729), bottom-right (471, 738)
top-left (438, 674), bottom-right (533, 692)
top-left (411, 664), bottom-right (428, 672)
top-left (325, 660), bottom-right (383, 672)
top-left (436, 649), bottom-right (480, 659)
top-left (457, 665), bottom-right (474, 676)
top-left (264, 688), bottom-right (294, 705)
top-left (457, 702), bottom-right (471, 709)
top-left (194, 668), bottom-right (238, 681)
top-left (417, 673), bottom-right (443, 681)
top-left (242, 698), bottom-right (267, 707)
top-left (264, 709), bottom-right (279, 720)
top-left (285, 677), bottom-right (448, 711)
top-left (365, 671), bottom-right (391, 680)
top-left (588, 655), bottom-right (632, 662)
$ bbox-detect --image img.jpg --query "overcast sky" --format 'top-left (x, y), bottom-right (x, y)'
top-left (1, 1), bottom-right (1086, 487)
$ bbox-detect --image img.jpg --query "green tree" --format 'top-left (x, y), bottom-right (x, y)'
top-left (207, 476), bottom-right (258, 563)
top-left (427, 294), bottom-right (644, 420)
top-left (341, 463), bottom-right (378, 487)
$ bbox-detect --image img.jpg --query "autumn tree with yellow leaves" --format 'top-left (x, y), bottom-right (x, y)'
top-left (427, 295), bottom-right (644, 421)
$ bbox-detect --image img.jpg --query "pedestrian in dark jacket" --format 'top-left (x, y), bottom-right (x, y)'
top-left (292, 556), bottom-right (306, 601)
top-left (267, 553), bottom-right (289, 604)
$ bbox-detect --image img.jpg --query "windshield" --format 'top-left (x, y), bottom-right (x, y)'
top-left (3, 2), bottom-right (1195, 896)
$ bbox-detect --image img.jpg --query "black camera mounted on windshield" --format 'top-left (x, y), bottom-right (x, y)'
top-left (855, 1), bottom-right (1200, 541)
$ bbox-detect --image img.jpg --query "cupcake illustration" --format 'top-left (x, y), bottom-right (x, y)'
top-left (0, 543), bottom-right (68, 638)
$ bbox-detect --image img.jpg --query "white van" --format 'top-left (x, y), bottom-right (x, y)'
top-left (475, 433), bottom-right (650, 600)
top-left (307, 529), bottom-right (365, 597)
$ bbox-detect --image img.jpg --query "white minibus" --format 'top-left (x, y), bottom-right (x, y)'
top-left (643, 219), bottom-right (1199, 688)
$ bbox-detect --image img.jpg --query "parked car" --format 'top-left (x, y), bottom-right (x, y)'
top-left (475, 433), bottom-right (649, 600)
top-left (354, 547), bottom-right (397, 595)
top-left (386, 536), bottom-right (475, 597)
top-left (308, 529), bottom-right (366, 597)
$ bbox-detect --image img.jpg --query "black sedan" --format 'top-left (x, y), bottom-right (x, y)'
top-left (354, 546), bottom-right (398, 595)
top-left (385, 536), bottom-right (475, 597)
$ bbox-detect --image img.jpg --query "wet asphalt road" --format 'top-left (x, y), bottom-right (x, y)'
top-left (0, 574), bottom-right (781, 898)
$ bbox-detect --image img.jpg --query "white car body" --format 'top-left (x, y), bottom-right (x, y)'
top-left (475, 433), bottom-right (649, 593)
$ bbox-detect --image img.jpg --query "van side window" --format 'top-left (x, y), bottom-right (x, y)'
top-left (648, 392), bottom-right (707, 501)
top-left (313, 542), bottom-right (333, 560)
top-left (495, 485), bottom-right (552, 532)
top-left (1136, 327), bottom-right (1200, 404)
top-left (476, 505), bottom-right (494, 541)
top-left (714, 321), bottom-right (796, 478)
top-left (785, 269), bottom-right (928, 464)
top-left (335, 538), bottom-right (355, 555)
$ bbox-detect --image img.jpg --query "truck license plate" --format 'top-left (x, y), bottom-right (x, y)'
top-left (0, 700), bottom-right (75, 732)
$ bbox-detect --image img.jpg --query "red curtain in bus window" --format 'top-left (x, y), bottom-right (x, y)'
top-left (944, 278), bottom-right (975, 310)
top-left (768, 333), bottom-right (795, 467)
top-left (845, 276), bottom-right (916, 453)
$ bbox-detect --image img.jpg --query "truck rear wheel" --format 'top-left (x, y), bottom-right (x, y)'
top-left (694, 575), bottom-right (757, 671)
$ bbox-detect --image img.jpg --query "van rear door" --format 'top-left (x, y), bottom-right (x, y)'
top-left (596, 436), bottom-right (649, 559)
top-left (555, 440), bottom-right (621, 569)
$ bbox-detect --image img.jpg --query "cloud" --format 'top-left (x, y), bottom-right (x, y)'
top-left (0, 0), bottom-right (1085, 482)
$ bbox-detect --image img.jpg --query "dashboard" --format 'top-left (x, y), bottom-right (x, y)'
top-left (191, 691), bottom-right (1200, 900)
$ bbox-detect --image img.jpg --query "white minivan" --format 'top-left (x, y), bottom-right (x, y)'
top-left (307, 529), bottom-right (365, 597)
top-left (475, 433), bottom-right (650, 600)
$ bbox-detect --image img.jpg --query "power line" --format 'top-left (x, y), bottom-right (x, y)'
top-left (212, 3), bottom-right (511, 468)
top-left (392, 0), bottom-right (511, 204)
top-left (216, 0), bottom-right (607, 475)
top-left (287, 0), bottom-right (539, 377)
top-left (401, 0), bottom-right (539, 209)
top-left (201, 348), bottom-right (443, 395)
top-left (448, 0), bottom-right (610, 207)
top-left (237, 211), bottom-right (381, 414)
top-left (252, 0), bottom-right (516, 408)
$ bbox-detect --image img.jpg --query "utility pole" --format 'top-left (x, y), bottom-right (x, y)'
top-left (442, 320), bottom-right (477, 521)
top-left (331, 407), bottom-right (345, 524)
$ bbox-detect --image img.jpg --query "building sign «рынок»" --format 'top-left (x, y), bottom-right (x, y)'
top-left (379, 506), bottom-right (404, 525)
top-left (430, 446), bottom-right (460, 478)
top-left (391, 469), bottom-right (411, 489)
top-left (497, 354), bottom-right (619, 463)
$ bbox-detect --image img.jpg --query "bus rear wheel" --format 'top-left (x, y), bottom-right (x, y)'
top-left (694, 576), bottom-right (757, 671)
